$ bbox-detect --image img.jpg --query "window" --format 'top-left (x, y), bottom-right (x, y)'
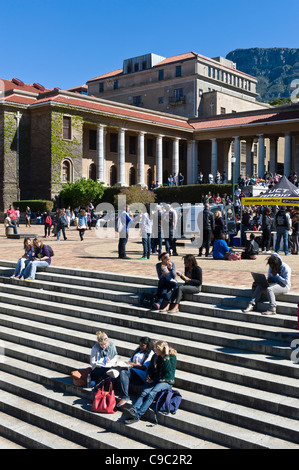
top-left (89, 163), bottom-right (96, 181)
top-left (163, 140), bottom-right (169, 159)
top-left (176, 65), bottom-right (182, 77)
top-left (159, 69), bottom-right (164, 81)
top-left (62, 160), bottom-right (71, 183)
top-left (114, 80), bottom-right (118, 90)
top-left (174, 88), bottom-right (184, 100)
top-left (220, 107), bottom-right (226, 115)
top-left (99, 83), bottom-right (104, 93)
top-left (129, 136), bottom-right (136, 155)
top-left (89, 130), bottom-right (97, 150)
top-left (158, 97), bottom-right (164, 104)
top-left (129, 167), bottom-right (136, 186)
top-left (208, 66), bottom-right (211, 77)
top-left (147, 138), bottom-right (154, 157)
top-left (142, 61), bottom-right (147, 70)
top-left (63, 116), bottom-right (71, 140)
top-left (110, 165), bottom-right (117, 186)
top-left (110, 133), bottom-right (118, 153)
top-left (133, 95), bottom-right (142, 107)
top-left (134, 63), bottom-right (139, 72)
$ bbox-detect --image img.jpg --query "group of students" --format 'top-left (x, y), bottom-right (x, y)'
top-left (90, 331), bottom-right (177, 425)
top-left (10, 237), bottom-right (52, 280)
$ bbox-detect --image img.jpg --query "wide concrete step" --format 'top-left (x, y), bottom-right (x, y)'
top-left (0, 303), bottom-right (298, 383)
top-left (0, 409), bottom-right (85, 449)
top-left (1, 261), bottom-right (298, 308)
top-left (0, 434), bottom-right (25, 449)
top-left (0, 283), bottom-right (295, 363)
top-left (0, 365), bottom-right (224, 449)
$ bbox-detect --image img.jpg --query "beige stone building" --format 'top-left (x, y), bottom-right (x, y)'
top-left (87, 52), bottom-right (269, 119)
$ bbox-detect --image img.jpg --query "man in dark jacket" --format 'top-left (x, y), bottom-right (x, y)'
top-left (198, 203), bottom-right (215, 257)
top-left (274, 206), bottom-right (291, 256)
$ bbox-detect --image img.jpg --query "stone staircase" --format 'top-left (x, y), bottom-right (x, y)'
top-left (0, 259), bottom-right (299, 449)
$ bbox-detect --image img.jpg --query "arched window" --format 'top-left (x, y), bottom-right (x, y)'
top-left (147, 168), bottom-right (153, 189)
top-left (62, 160), bottom-right (71, 183)
top-left (129, 167), bottom-right (136, 186)
top-left (110, 165), bottom-right (117, 186)
top-left (89, 163), bottom-right (96, 181)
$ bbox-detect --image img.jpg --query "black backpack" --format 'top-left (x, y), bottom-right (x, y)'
top-left (46, 245), bottom-right (54, 257)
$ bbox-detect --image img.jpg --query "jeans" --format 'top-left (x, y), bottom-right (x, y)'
top-left (156, 277), bottom-right (176, 306)
top-left (119, 368), bottom-right (144, 401)
top-left (199, 229), bottom-right (212, 256)
top-left (165, 230), bottom-right (177, 255)
top-left (118, 230), bottom-right (129, 258)
top-left (171, 284), bottom-right (201, 304)
top-left (78, 228), bottom-right (85, 240)
top-left (7, 224), bottom-right (18, 234)
top-left (142, 234), bottom-right (151, 258)
top-left (250, 282), bottom-right (289, 312)
top-left (261, 228), bottom-right (271, 251)
top-left (22, 260), bottom-right (49, 280)
top-left (14, 257), bottom-right (30, 276)
top-left (57, 226), bottom-right (67, 240)
top-left (152, 235), bottom-right (162, 253)
top-left (132, 382), bottom-right (172, 419)
top-left (275, 227), bottom-right (289, 255)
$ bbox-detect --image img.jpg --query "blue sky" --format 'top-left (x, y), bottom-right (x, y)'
top-left (1, 0), bottom-right (298, 90)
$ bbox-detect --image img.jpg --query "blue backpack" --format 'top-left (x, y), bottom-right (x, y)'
top-left (153, 388), bottom-right (182, 424)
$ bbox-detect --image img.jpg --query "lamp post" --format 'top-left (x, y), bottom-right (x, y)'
top-left (231, 156), bottom-right (236, 203)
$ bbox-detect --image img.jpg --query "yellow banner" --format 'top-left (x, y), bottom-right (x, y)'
top-left (241, 197), bottom-right (299, 206)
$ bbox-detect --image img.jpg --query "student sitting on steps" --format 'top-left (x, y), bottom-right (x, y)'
top-left (123, 340), bottom-right (177, 424)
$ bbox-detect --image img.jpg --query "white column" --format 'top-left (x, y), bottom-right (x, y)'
top-left (269, 136), bottom-right (278, 175)
top-left (284, 132), bottom-right (292, 177)
top-left (245, 139), bottom-right (253, 177)
top-left (210, 138), bottom-right (218, 177)
top-left (156, 135), bottom-right (163, 185)
top-left (117, 128), bottom-right (126, 186)
top-left (96, 124), bottom-right (106, 184)
top-left (172, 138), bottom-right (180, 184)
top-left (137, 131), bottom-right (146, 186)
top-left (233, 136), bottom-right (241, 180)
top-left (187, 140), bottom-right (193, 184)
top-left (257, 134), bottom-right (265, 177)
top-left (193, 140), bottom-right (198, 184)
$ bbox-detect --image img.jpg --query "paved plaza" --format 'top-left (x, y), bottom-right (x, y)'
top-left (1, 223), bottom-right (299, 292)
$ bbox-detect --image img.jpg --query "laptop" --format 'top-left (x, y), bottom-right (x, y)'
top-left (251, 272), bottom-right (269, 288)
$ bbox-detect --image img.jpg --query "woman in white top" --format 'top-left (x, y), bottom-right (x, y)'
top-left (117, 337), bottom-right (154, 407)
top-left (140, 204), bottom-right (152, 260)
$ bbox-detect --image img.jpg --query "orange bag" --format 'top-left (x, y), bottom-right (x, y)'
top-left (71, 367), bottom-right (92, 387)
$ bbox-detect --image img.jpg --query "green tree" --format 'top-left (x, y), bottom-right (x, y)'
top-left (59, 178), bottom-right (105, 208)
top-left (114, 186), bottom-right (156, 208)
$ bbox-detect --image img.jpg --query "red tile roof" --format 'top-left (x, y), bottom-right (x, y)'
top-left (2, 93), bottom-right (37, 105)
top-left (32, 92), bottom-right (193, 130)
top-left (190, 108), bottom-right (299, 130)
top-left (1, 78), bottom-right (51, 94)
top-left (87, 69), bottom-right (123, 83)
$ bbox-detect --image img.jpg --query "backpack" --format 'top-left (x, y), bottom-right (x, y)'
top-left (46, 245), bottom-right (54, 257)
top-left (45, 216), bottom-right (52, 225)
top-left (138, 292), bottom-right (156, 309)
top-left (153, 388), bottom-right (182, 425)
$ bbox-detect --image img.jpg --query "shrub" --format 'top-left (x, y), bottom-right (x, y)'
top-left (13, 200), bottom-right (54, 213)
top-left (113, 186), bottom-right (156, 208)
top-left (59, 178), bottom-right (105, 208)
top-left (155, 184), bottom-right (234, 204)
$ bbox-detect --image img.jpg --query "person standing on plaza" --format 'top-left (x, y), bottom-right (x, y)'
top-left (77, 208), bottom-right (87, 241)
top-left (198, 203), bottom-right (215, 257)
top-left (274, 206), bottom-right (291, 256)
top-left (140, 204), bottom-right (151, 260)
top-left (179, 172), bottom-right (184, 185)
top-left (57, 209), bottom-right (68, 241)
top-left (44, 211), bottom-right (52, 238)
top-left (261, 207), bottom-right (273, 254)
top-left (25, 206), bottom-right (31, 227)
top-left (118, 204), bottom-right (133, 259)
top-left (291, 214), bottom-right (299, 255)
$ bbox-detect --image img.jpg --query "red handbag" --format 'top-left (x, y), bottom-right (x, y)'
top-left (91, 379), bottom-right (116, 413)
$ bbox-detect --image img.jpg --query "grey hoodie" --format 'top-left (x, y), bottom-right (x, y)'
top-left (268, 253), bottom-right (291, 289)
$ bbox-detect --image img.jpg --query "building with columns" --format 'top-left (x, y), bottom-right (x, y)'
top-left (1, 78), bottom-right (299, 212)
